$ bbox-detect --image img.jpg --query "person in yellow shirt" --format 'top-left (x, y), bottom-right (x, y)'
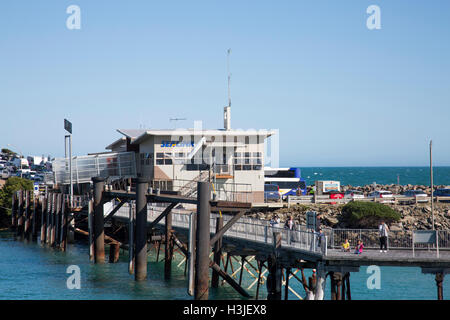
top-left (341, 239), bottom-right (350, 252)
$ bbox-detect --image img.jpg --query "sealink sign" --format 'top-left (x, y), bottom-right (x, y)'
top-left (160, 141), bottom-right (194, 148)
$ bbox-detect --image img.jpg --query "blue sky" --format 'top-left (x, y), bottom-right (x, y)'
top-left (0, 0), bottom-right (449, 166)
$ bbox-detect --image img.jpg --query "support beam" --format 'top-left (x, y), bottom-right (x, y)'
top-left (210, 209), bottom-right (246, 246)
top-left (147, 203), bottom-right (177, 230)
top-left (194, 182), bottom-right (211, 300)
top-left (255, 260), bottom-right (263, 300)
top-left (346, 273), bottom-right (351, 300)
top-left (93, 177), bottom-right (105, 263)
top-left (211, 216), bottom-right (223, 288)
top-left (104, 200), bottom-right (125, 222)
top-left (209, 261), bottom-right (251, 298)
top-left (135, 178), bottom-right (149, 281)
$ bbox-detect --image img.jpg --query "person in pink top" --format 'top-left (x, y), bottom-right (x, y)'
top-left (354, 240), bottom-right (364, 254)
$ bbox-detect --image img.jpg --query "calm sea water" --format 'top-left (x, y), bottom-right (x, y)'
top-left (299, 166), bottom-right (450, 186)
top-left (1, 166), bottom-right (449, 300)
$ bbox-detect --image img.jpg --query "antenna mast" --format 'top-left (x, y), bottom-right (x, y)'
top-left (227, 48), bottom-right (232, 108)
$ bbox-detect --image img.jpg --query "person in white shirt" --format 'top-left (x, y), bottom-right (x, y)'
top-left (379, 220), bottom-right (389, 252)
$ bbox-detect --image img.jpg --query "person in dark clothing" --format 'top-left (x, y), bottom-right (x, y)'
top-left (378, 220), bottom-right (389, 252)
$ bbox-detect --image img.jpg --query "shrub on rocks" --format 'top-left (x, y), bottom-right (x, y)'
top-left (341, 201), bottom-right (401, 228)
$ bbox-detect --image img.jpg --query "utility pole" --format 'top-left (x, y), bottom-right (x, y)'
top-left (430, 140), bottom-right (435, 230)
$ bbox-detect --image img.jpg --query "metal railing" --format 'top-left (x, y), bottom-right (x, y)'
top-left (114, 203), bottom-right (323, 254)
top-left (53, 152), bottom-right (137, 185)
top-left (287, 195), bottom-right (450, 206)
top-left (148, 179), bottom-right (253, 203)
top-left (329, 228), bottom-right (450, 249)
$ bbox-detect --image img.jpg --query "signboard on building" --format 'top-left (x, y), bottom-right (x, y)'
top-left (315, 180), bottom-right (341, 195)
top-left (64, 119), bottom-right (72, 134)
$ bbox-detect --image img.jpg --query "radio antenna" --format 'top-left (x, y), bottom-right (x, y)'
top-left (227, 48), bottom-right (232, 108)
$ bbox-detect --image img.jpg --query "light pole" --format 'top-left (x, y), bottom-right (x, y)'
top-left (64, 119), bottom-right (73, 208)
top-left (430, 140), bottom-right (435, 230)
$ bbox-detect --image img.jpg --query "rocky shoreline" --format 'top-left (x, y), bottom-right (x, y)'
top-left (248, 185), bottom-right (450, 230)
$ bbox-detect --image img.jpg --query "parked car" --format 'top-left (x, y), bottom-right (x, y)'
top-left (344, 190), bottom-right (365, 200)
top-left (403, 190), bottom-right (428, 203)
top-left (367, 190), bottom-right (394, 203)
top-left (264, 184), bottom-right (281, 202)
top-left (1, 169), bottom-right (10, 179)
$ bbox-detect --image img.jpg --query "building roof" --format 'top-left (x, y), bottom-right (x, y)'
top-left (105, 137), bottom-right (126, 150)
top-left (129, 129), bottom-right (276, 145)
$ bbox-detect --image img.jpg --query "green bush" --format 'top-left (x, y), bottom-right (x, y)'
top-left (341, 201), bottom-right (401, 228)
top-left (0, 177), bottom-right (33, 228)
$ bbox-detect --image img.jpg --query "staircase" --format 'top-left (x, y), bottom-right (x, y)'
top-left (178, 171), bottom-right (210, 198)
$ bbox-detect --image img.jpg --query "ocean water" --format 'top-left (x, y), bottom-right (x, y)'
top-left (299, 166), bottom-right (450, 186)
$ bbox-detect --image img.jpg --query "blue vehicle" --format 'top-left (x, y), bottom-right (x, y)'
top-left (264, 184), bottom-right (281, 202)
top-left (264, 167), bottom-right (307, 199)
top-left (434, 189), bottom-right (450, 202)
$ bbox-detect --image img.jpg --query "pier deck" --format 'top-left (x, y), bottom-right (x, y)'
top-left (325, 249), bottom-right (450, 268)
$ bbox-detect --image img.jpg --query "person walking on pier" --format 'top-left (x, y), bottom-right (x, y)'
top-left (379, 221), bottom-right (389, 252)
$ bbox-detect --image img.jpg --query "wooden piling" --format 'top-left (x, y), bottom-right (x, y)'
top-left (50, 193), bottom-right (57, 247)
top-left (54, 194), bottom-right (61, 248)
top-left (109, 242), bottom-right (120, 263)
top-left (31, 195), bottom-right (38, 241)
top-left (164, 208), bottom-right (173, 280)
top-left (45, 193), bottom-right (52, 245)
top-left (285, 268), bottom-right (291, 300)
top-left (194, 182), bottom-right (211, 300)
top-left (337, 272), bottom-right (343, 300)
top-left (88, 199), bottom-right (94, 261)
top-left (11, 192), bottom-right (17, 229)
top-left (16, 190), bottom-right (24, 238)
top-left (211, 216), bottom-right (223, 288)
top-left (135, 178), bottom-right (148, 281)
top-left (436, 273), bottom-right (444, 300)
top-left (93, 177), bottom-right (105, 263)
top-left (330, 272), bottom-right (337, 300)
top-left (267, 232), bottom-right (282, 300)
top-left (345, 272), bottom-right (351, 300)
top-left (60, 196), bottom-right (68, 251)
top-left (40, 195), bottom-right (47, 244)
